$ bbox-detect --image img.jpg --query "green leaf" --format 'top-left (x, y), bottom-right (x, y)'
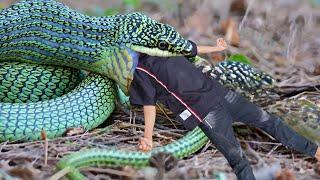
top-left (104, 8), bottom-right (120, 16)
top-left (123, 0), bottom-right (141, 9)
top-left (0, 3), bottom-right (4, 9)
top-left (228, 54), bottom-right (253, 65)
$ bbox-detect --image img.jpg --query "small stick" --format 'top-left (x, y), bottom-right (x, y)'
top-left (41, 130), bottom-right (48, 166)
top-left (156, 104), bottom-right (178, 129)
top-left (200, 141), bottom-right (212, 153)
top-left (245, 142), bottom-right (265, 166)
top-left (133, 110), bottom-right (137, 135)
top-left (239, 0), bottom-right (255, 32)
top-left (240, 140), bottom-right (282, 145)
top-left (48, 167), bottom-right (72, 180)
top-left (83, 167), bottom-right (139, 178)
top-left (266, 145), bottom-right (280, 156)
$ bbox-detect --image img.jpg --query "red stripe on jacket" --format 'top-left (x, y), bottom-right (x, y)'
top-left (136, 66), bottom-right (203, 123)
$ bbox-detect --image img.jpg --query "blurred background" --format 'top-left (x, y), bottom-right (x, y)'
top-left (1, 0), bottom-right (319, 88)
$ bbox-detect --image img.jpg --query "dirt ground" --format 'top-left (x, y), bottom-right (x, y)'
top-left (0, 0), bottom-right (320, 179)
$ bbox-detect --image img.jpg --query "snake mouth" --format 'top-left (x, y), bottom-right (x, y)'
top-left (187, 40), bottom-right (198, 57)
top-left (129, 40), bottom-right (197, 58)
top-left (130, 45), bottom-right (180, 57)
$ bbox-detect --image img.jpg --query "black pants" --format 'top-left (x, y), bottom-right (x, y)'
top-left (199, 90), bottom-right (318, 180)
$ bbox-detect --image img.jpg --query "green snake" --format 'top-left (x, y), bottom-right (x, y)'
top-left (0, 0), bottom-right (319, 179)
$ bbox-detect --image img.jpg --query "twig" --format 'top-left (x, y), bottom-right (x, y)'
top-left (157, 130), bottom-right (184, 138)
top-left (48, 167), bottom-right (72, 180)
top-left (0, 141), bottom-right (8, 152)
top-left (266, 145), bottom-right (280, 157)
top-left (83, 167), bottom-right (139, 178)
top-left (41, 130), bottom-right (48, 166)
top-left (103, 135), bottom-right (141, 145)
top-left (201, 141), bottom-right (212, 153)
top-left (239, 0), bottom-right (255, 32)
top-left (157, 104), bottom-right (178, 129)
top-left (240, 140), bottom-right (282, 146)
top-left (2, 125), bottom-right (115, 148)
top-left (120, 107), bottom-right (172, 130)
top-left (245, 142), bottom-right (265, 166)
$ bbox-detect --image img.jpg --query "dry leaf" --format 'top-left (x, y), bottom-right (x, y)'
top-left (220, 18), bottom-right (240, 47)
top-left (121, 166), bottom-right (137, 180)
top-left (8, 166), bottom-right (42, 180)
top-left (315, 162), bottom-right (320, 176)
top-left (211, 52), bottom-right (225, 62)
top-left (0, 161), bottom-right (42, 180)
top-left (314, 65), bottom-right (320, 76)
top-left (185, 12), bottom-right (208, 34)
top-left (65, 127), bottom-right (85, 136)
top-left (41, 130), bottom-right (47, 140)
top-left (275, 168), bottom-right (296, 180)
top-left (230, 0), bottom-right (247, 15)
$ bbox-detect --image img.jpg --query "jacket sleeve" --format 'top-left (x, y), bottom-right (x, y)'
top-left (129, 69), bottom-right (157, 106)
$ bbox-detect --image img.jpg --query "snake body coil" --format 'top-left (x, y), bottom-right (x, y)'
top-left (0, 62), bottom-right (116, 142)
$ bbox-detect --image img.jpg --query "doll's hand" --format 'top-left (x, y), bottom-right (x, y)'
top-left (197, 38), bottom-right (228, 54)
top-left (216, 38), bottom-right (228, 49)
top-left (138, 137), bottom-right (153, 152)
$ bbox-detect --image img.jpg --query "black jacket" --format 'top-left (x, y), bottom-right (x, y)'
top-left (129, 55), bottom-right (226, 129)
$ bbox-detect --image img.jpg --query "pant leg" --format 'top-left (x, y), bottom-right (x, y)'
top-left (223, 90), bottom-right (318, 157)
top-left (199, 102), bottom-right (256, 180)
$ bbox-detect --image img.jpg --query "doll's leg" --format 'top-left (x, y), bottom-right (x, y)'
top-left (223, 90), bottom-right (318, 157)
top-left (199, 103), bottom-right (255, 180)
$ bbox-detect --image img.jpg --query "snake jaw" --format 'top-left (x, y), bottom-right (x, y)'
top-left (129, 45), bottom-right (180, 57)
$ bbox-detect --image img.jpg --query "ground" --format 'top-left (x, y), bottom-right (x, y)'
top-left (0, 0), bottom-right (320, 179)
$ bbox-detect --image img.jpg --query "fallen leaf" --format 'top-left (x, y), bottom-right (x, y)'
top-left (121, 166), bottom-right (137, 180)
top-left (41, 130), bottom-right (47, 140)
top-left (211, 52), bottom-right (225, 62)
top-left (275, 168), bottom-right (296, 180)
top-left (229, 54), bottom-right (253, 65)
top-left (220, 18), bottom-right (240, 47)
top-left (0, 161), bottom-right (42, 180)
top-left (185, 11), bottom-right (213, 35)
top-left (315, 162), bottom-right (320, 176)
top-left (230, 0), bottom-right (247, 15)
top-left (65, 127), bottom-right (85, 136)
top-left (8, 166), bottom-right (42, 180)
top-left (314, 65), bottom-right (320, 75)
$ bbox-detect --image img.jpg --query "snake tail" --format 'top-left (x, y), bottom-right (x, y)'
top-left (56, 127), bottom-right (208, 179)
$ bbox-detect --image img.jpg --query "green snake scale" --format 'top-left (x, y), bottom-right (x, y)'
top-left (0, 0), bottom-right (318, 179)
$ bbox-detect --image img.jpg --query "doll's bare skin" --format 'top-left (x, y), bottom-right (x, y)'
top-left (138, 105), bottom-right (155, 152)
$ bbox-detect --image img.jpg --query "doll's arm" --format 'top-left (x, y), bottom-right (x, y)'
top-left (138, 105), bottom-right (156, 152)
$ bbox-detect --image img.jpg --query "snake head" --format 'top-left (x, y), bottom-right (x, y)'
top-left (120, 12), bottom-right (197, 57)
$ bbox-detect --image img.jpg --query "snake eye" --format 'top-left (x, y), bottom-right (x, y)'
top-left (158, 41), bottom-right (169, 50)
